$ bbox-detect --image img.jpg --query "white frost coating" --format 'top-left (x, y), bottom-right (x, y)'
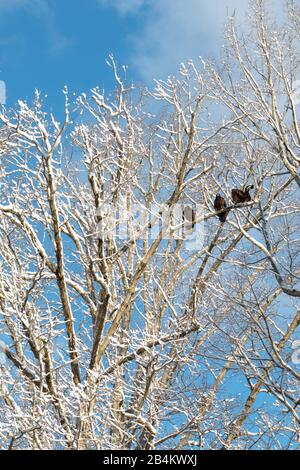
top-left (0, 4), bottom-right (299, 450)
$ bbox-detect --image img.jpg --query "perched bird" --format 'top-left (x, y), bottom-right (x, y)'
top-left (243, 184), bottom-right (254, 202)
top-left (231, 185), bottom-right (254, 204)
top-left (214, 194), bottom-right (228, 223)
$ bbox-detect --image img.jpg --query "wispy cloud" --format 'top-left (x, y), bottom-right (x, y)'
top-left (0, 0), bottom-right (71, 55)
top-left (0, 0), bottom-right (47, 12)
top-left (97, 0), bottom-right (146, 15)
top-left (98, 0), bottom-right (284, 82)
top-left (133, 0), bottom-right (249, 81)
top-left (0, 0), bottom-right (29, 8)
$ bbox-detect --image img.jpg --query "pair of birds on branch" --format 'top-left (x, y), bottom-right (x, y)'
top-left (214, 185), bottom-right (254, 223)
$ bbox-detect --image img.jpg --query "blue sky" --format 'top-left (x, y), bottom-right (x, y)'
top-left (0, 0), bottom-right (283, 110)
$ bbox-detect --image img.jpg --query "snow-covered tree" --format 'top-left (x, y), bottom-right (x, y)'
top-left (0, 0), bottom-right (299, 450)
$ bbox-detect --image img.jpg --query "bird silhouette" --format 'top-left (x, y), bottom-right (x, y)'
top-left (214, 194), bottom-right (228, 223)
top-left (231, 185), bottom-right (254, 204)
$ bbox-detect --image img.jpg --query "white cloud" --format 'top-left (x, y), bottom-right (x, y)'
top-left (129, 0), bottom-right (248, 81)
top-left (0, 0), bottom-right (38, 10)
top-left (0, 0), bottom-right (25, 7)
top-left (98, 0), bottom-right (285, 82)
top-left (98, 0), bottom-right (146, 15)
top-left (0, 0), bottom-right (71, 54)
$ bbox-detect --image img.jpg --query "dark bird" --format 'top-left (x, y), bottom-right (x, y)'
top-left (231, 185), bottom-right (254, 204)
top-left (214, 194), bottom-right (228, 223)
top-left (243, 184), bottom-right (254, 202)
